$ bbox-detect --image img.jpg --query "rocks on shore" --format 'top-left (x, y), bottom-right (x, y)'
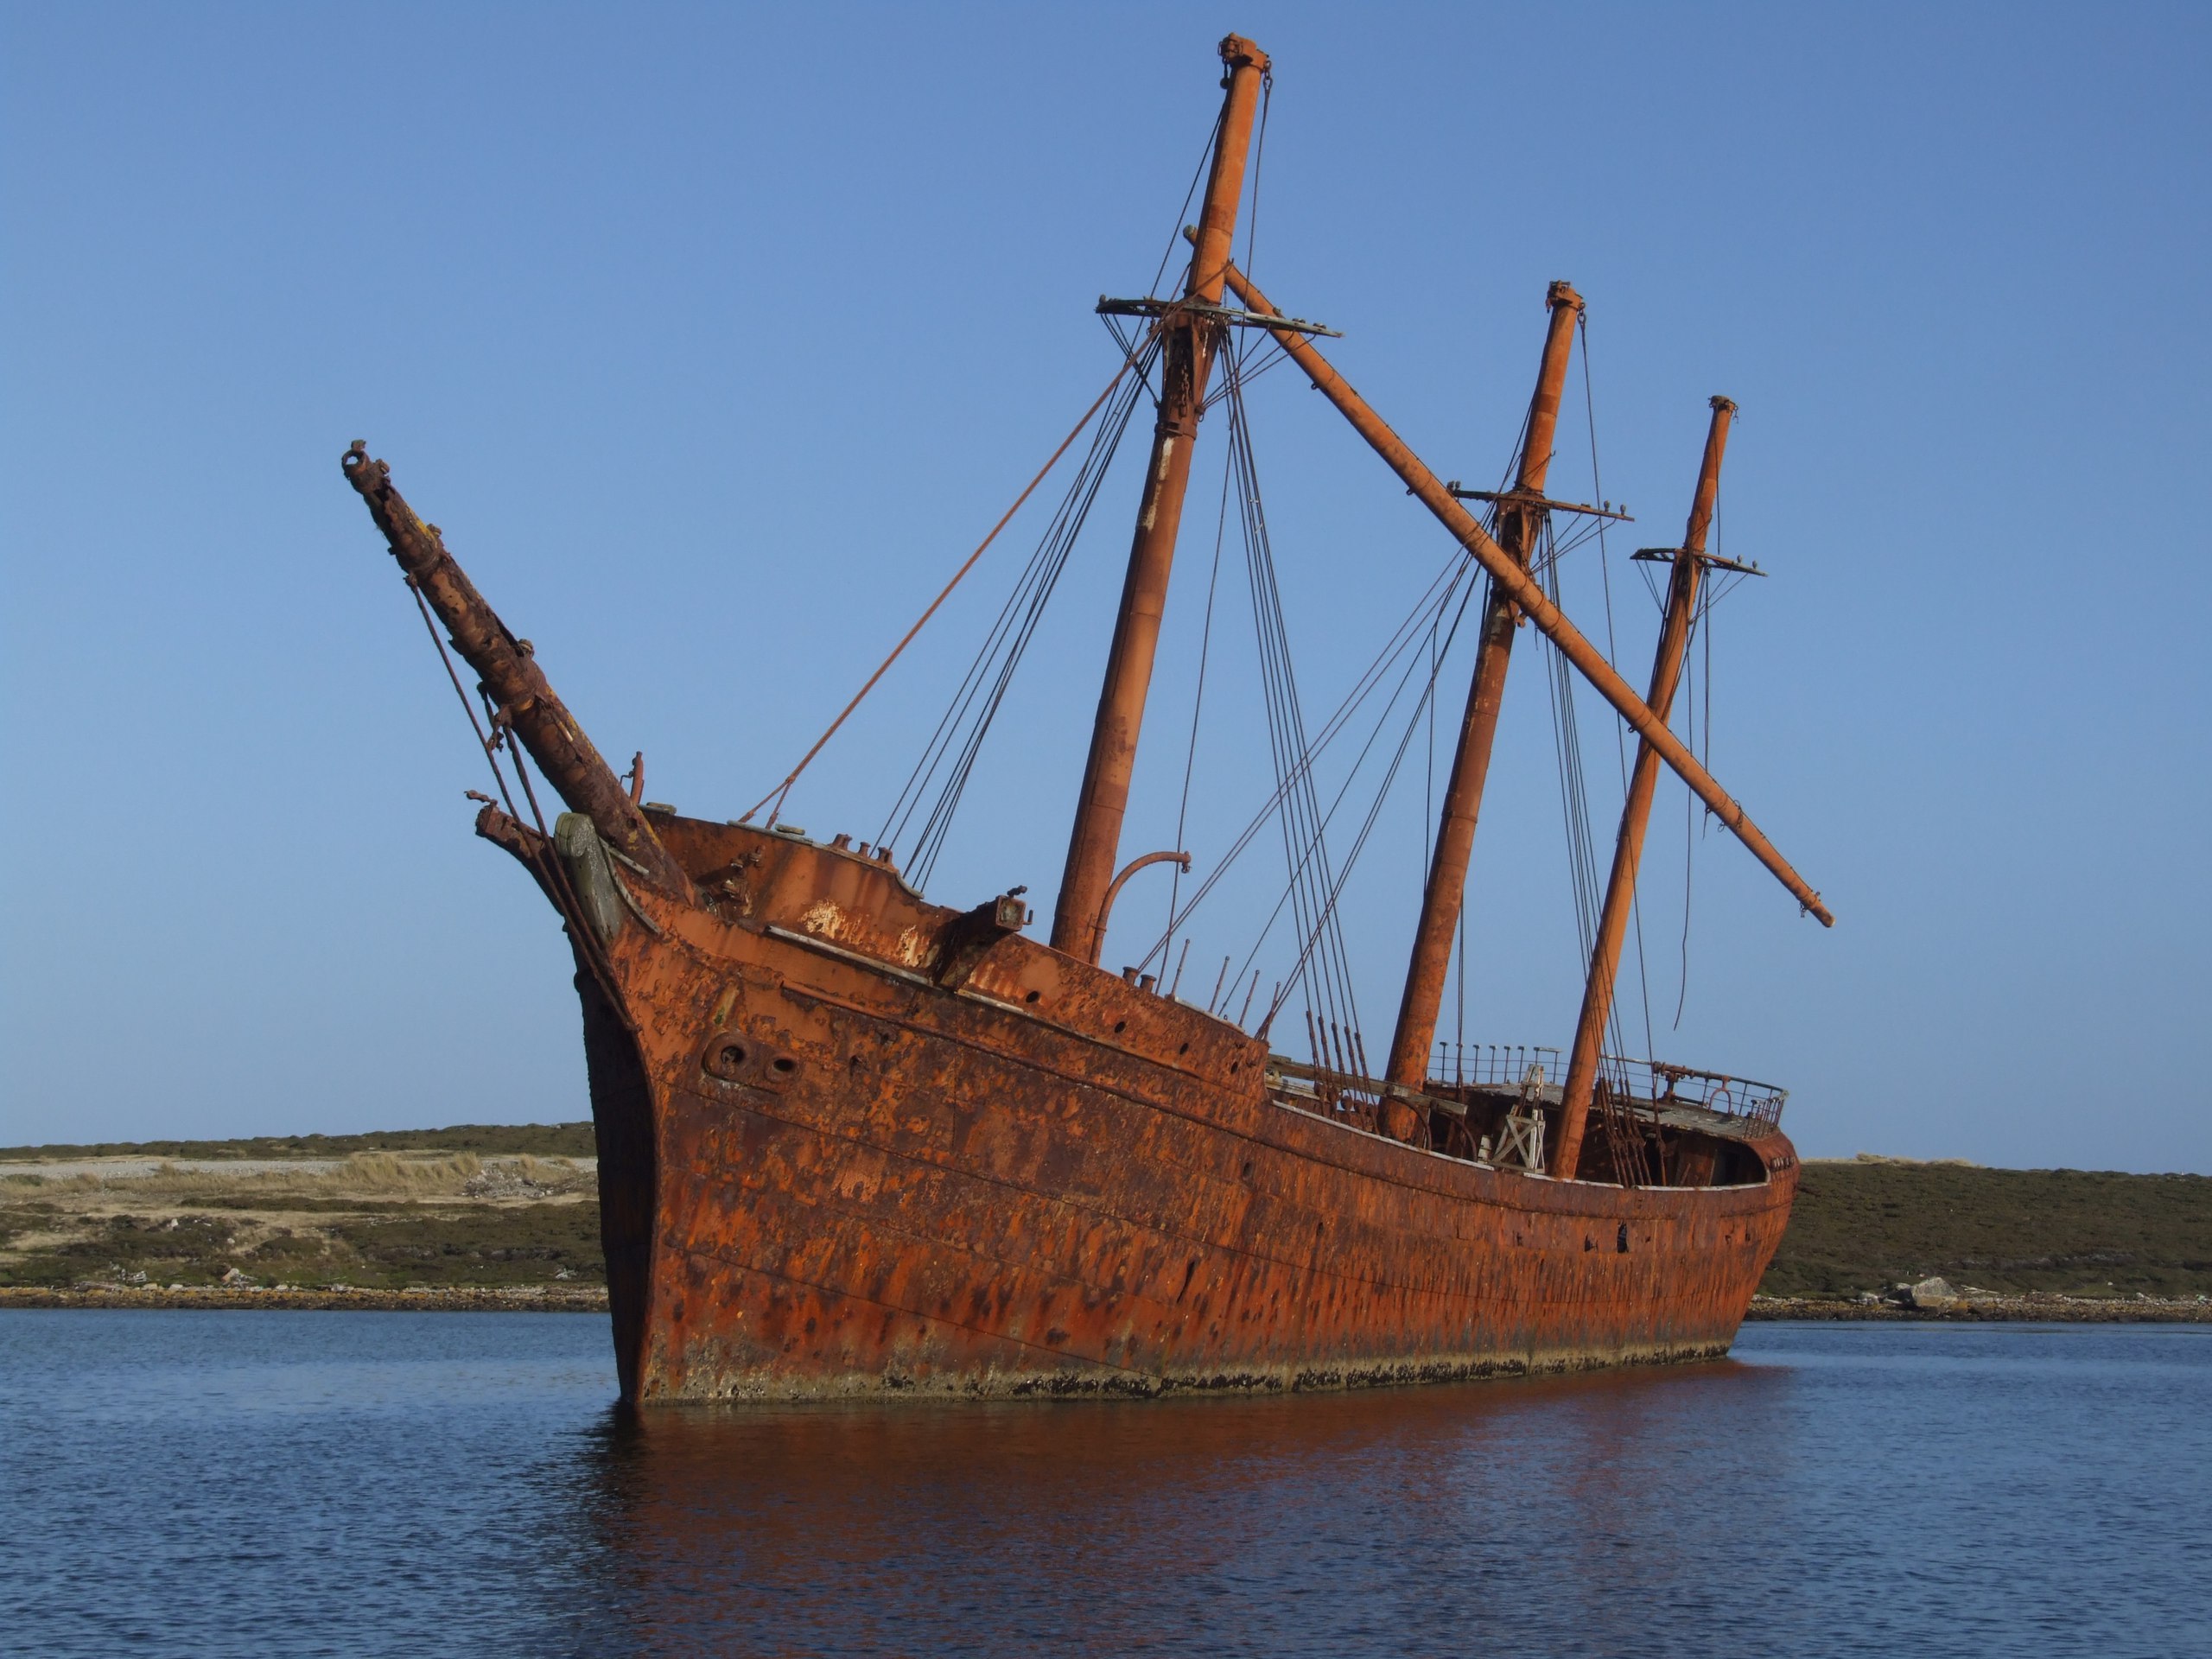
top-left (1749, 1291), bottom-right (2210, 1323)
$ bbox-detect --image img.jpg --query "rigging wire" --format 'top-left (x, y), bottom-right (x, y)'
top-left (877, 342), bottom-right (1159, 885)
top-left (1129, 532), bottom-right (1474, 978)
top-left (1161, 69), bottom-right (1272, 969)
top-left (1259, 579), bottom-right (1476, 1033)
top-left (742, 349), bottom-right (1153, 830)
top-left (1146, 106), bottom-right (1226, 300)
top-left (1577, 309), bottom-right (1656, 1065)
top-left (1676, 602), bottom-right (1699, 1029)
top-left (1165, 437), bottom-right (1236, 971)
top-left (1242, 70), bottom-right (1273, 284)
top-left (1223, 348), bottom-right (1361, 1045)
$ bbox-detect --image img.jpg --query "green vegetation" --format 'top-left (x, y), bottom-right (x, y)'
top-left (0, 1197), bottom-right (606, 1292)
top-left (5, 1132), bottom-right (2205, 1302)
top-left (0, 1140), bottom-right (605, 1291)
top-left (1762, 1157), bottom-right (2212, 1299)
top-left (0, 1122), bottom-right (595, 1162)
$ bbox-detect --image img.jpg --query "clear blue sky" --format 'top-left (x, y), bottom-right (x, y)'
top-left (3, 3), bottom-right (2205, 1171)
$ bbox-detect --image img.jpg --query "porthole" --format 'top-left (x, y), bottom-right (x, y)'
top-left (702, 1031), bottom-right (751, 1083)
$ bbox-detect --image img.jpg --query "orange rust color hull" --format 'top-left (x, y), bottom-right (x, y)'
top-left (556, 816), bottom-right (1796, 1403)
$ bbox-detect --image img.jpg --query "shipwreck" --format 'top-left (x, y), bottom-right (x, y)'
top-left (342, 34), bottom-right (1828, 1402)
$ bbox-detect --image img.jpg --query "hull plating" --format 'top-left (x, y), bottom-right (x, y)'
top-left (573, 818), bottom-right (1796, 1403)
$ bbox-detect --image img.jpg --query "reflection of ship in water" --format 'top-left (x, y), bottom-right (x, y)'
top-left (341, 33), bottom-right (1830, 1402)
top-left (563, 1363), bottom-right (1794, 1651)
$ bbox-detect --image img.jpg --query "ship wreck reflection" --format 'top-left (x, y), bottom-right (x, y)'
top-left (556, 1360), bottom-right (1802, 1655)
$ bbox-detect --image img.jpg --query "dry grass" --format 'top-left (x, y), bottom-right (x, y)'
top-left (0, 1151), bottom-right (509, 1200)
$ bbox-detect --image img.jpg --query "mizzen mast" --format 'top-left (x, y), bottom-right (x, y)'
top-left (1382, 282), bottom-right (1582, 1106)
top-left (1551, 397), bottom-right (1738, 1178)
top-left (1051, 34), bottom-right (1270, 965)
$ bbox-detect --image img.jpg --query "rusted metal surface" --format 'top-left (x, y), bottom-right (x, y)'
top-left (341, 444), bottom-right (691, 900)
top-left (1554, 397), bottom-right (1735, 1178)
top-left (1384, 282), bottom-right (1583, 1097)
top-left (1096, 849), bottom-right (1192, 952)
top-left (1051, 35), bottom-right (1270, 965)
top-left (346, 462), bottom-right (1797, 1402)
top-left (1211, 259), bottom-right (1834, 928)
top-left (595, 816), bottom-right (1796, 1397)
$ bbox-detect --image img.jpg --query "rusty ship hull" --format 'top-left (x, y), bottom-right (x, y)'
top-left (542, 810), bottom-right (1797, 1402)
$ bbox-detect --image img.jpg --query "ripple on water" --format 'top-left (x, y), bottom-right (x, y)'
top-left (2, 1313), bottom-right (2205, 1656)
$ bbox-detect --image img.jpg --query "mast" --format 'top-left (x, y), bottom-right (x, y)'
top-left (1050, 34), bottom-right (1271, 964)
top-left (1210, 256), bottom-right (1830, 927)
top-left (1550, 397), bottom-right (1733, 1179)
top-left (1382, 282), bottom-right (1582, 1101)
top-left (341, 443), bottom-right (694, 902)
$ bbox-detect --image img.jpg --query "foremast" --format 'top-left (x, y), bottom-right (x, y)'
top-left (1051, 34), bottom-right (1271, 965)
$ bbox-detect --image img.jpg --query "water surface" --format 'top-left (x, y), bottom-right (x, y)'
top-left (3, 1312), bottom-right (2204, 1656)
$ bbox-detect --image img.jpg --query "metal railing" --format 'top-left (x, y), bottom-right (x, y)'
top-left (1433, 1043), bottom-right (1787, 1130)
top-left (1600, 1057), bottom-right (1789, 1130)
top-left (1431, 1043), bottom-right (1563, 1091)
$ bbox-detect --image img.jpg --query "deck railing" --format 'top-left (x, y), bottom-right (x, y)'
top-left (1430, 1043), bottom-right (1564, 1091)
top-left (1429, 1043), bottom-right (1787, 1129)
top-left (1599, 1057), bottom-right (1789, 1130)
top-left (1282, 1040), bottom-right (1788, 1143)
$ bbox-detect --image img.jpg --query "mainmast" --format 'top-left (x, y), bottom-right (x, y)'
top-left (1382, 283), bottom-right (1583, 1103)
top-left (1050, 34), bottom-right (1271, 965)
top-left (1551, 397), bottom-right (1734, 1178)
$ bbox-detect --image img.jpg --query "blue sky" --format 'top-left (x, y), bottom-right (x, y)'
top-left (3, 3), bottom-right (2205, 1171)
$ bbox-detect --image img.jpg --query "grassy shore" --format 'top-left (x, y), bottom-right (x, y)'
top-left (3, 1128), bottom-right (2206, 1312)
top-left (1765, 1156), bottom-right (2210, 1300)
top-left (0, 1126), bottom-right (602, 1294)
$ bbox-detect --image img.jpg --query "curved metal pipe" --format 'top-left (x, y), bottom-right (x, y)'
top-left (1091, 850), bottom-right (1192, 963)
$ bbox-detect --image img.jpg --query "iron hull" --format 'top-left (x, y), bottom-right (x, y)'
top-left (554, 812), bottom-right (1797, 1404)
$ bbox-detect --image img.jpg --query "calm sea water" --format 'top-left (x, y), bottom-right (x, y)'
top-left (2, 1313), bottom-right (2204, 1656)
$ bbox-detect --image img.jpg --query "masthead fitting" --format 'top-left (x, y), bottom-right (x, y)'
top-left (1218, 35), bottom-right (1270, 74)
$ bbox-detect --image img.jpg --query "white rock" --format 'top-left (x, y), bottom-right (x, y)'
top-left (1908, 1275), bottom-right (1959, 1310)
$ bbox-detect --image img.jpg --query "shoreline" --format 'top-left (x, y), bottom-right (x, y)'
top-left (6, 1285), bottom-right (2205, 1323)
top-left (0, 1284), bottom-right (611, 1313)
top-left (1745, 1294), bottom-right (2209, 1324)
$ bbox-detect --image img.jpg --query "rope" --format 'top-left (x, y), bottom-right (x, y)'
top-left (1261, 580), bottom-right (1473, 1032)
top-left (741, 353), bottom-right (1146, 829)
top-left (882, 347), bottom-right (1155, 885)
top-left (404, 578), bottom-right (633, 1030)
top-left (1224, 353), bottom-right (1363, 1045)
top-left (1147, 106), bottom-right (1225, 300)
top-left (1580, 310), bottom-right (1655, 1062)
top-left (1128, 533), bottom-right (1474, 975)
top-left (1242, 72), bottom-right (1272, 284)
top-left (1165, 431), bottom-right (1235, 969)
